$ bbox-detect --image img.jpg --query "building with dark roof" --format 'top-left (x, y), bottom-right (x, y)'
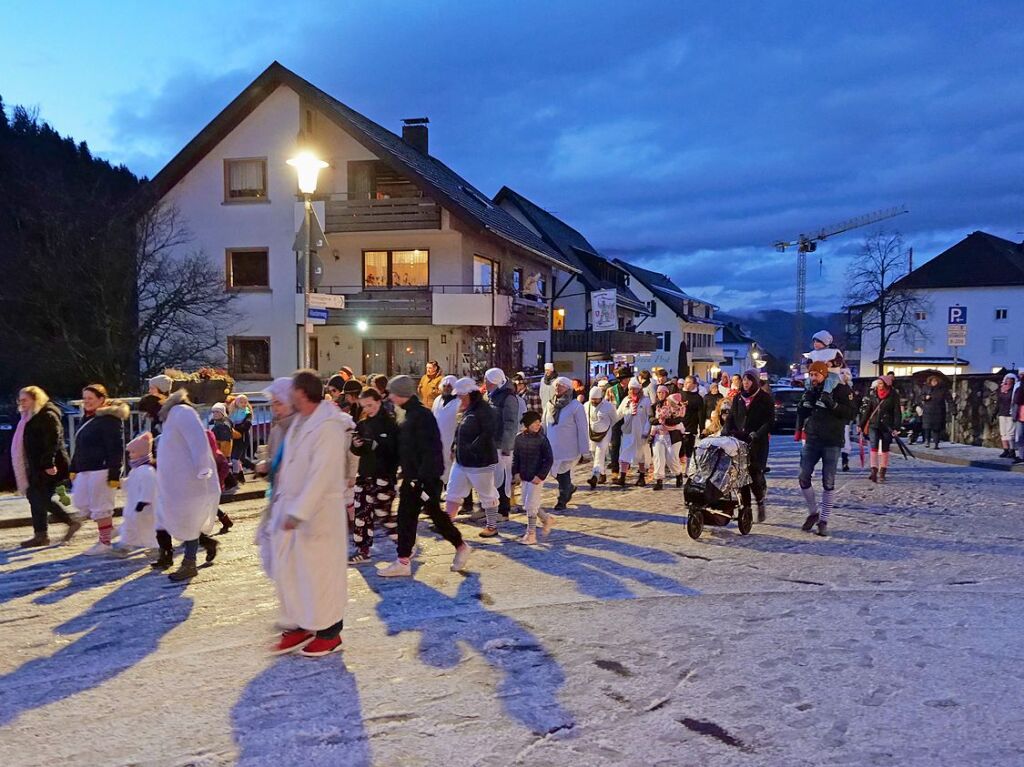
top-left (613, 260), bottom-right (724, 380)
top-left (717, 323), bottom-right (766, 378)
top-left (858, 231), bottom-right (1024, 376)
top-left (149, 61), bottom-right (578, 383)
top-left (494, 187), bottom-right (657, 380)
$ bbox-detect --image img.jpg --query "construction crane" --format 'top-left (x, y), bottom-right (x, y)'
top-left (774, 205), bottom-right (908, 358)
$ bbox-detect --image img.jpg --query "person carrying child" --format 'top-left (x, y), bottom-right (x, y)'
top-left (512, 411), bottom-right (555, 545)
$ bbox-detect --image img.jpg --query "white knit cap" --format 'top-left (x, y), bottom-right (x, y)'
top-left (441, 374), bottom-right (458, 388)
top-left (484, 367), bottom-right (507, 385)
top-left (453, 377), bottom-right (478, 395)
top-left (627, 377), bottom-right (642, 390)
top-left (544, 362), bottom-right (555, 371)
top-left (589, 387), bottom-right (602, 399)
top-left (148, 374), bottom-right (173, 394)
top-left (261, 377), bottom-right (294, 404)
top-left (812, 330), bottom-right (833, 346)
top-left (554, 376), bottom-right (573, 389)
top-left (211, 402), bottom-right (228, 416)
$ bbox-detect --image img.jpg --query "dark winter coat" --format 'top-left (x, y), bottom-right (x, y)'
top-left (726, 388), bottom-right (775, 468)
top-left (511, 430), bottom-right (554, 483)
top-left (488, 382), bottom-right (524, 454)
top-left (229, 410), bottom-right (252, 460)
top-left (454, 396), bottom-right (498, 469)
top-left (350, 409), bottom-right (399, 480)
top-left (69, 401), bottom-right (129, 482)
top-left (1014, 384), bottom-right (1024, 422)
top-left (23, 402), bottom-right (70, 489)
top-left (998, 386), bottom-right (1015, 418)
top-left (799, 382), bottom-right (856, 448)
top-left (858, 390), bottom-right (901, 433)
top-left (680, 390), bottom-right (705, 433)
top-left (396, 395), bottom-right (444, 483)
top-left (920, 384), bottom-right (947, 431)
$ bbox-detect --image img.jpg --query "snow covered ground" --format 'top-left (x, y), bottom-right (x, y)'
top-left (2, 441), bottom-right (1023, 766)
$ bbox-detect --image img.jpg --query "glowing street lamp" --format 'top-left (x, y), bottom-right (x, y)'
top-left (288, 151), bottom-right (329, 369)
top-left (356, 319), bottom-right (369, 333)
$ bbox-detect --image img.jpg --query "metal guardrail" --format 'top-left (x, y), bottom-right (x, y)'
top-left (65, 392), bottom-right (273, 470)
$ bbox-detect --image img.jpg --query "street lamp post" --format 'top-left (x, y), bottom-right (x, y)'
top-left (287, 151), bottom-right (329, 370)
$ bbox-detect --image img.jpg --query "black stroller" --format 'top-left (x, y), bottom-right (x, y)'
top-left (683, 437), bottom-right (754, 539)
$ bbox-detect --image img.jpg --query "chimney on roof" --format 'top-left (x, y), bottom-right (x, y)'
top-left (402, 117), bottom-right (429, 154)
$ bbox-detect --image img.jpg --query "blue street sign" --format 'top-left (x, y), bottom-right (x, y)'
top-left (948, 305), bottom-right (967, 324)
top-left (307, 307), bottom-right (329, 321)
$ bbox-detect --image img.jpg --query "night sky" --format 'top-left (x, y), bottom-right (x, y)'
top-left (3, 1), bottom-right (1022, 312)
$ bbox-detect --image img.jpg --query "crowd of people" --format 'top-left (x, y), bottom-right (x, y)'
top-left (8, 340), bottom-right (1024, 655)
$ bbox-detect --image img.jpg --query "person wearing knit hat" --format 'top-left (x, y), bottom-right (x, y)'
top-left (650, 386), bottom-right (685, 491)
top-left (858, 375), bottom-right (901, 484)
top-left (512, 409), bottom-right (555, 544)
top-left (379, 374), bottom-right (470, 577)
top-left (113, 432), bottom-right (159, 555)
top-left (543, 376), bottom-right (590, 509)
top-left (209, 403), bottom-right (234, 459)
top-left (585, 385), bottom-right (619, 488)
top-left (797, 357), bottom-right (856, 537)
top-left (615, 377), bottom-right (653, 487)
top-left (678, 375), bottom-right (706, 473)
top-left (432, 374), bottom-right (461, 483)
top-left (148, 374), bottom-right (173, 396)
top-left (726, 368), bottom-right (775, 520)
top-left (539, 363), bottom-right (558, 408)
top-left (326, 375), bottom-right (346, 403)
top-left (484, 367), bottom-right (524, 517)
top-left (811, 330), bottom-right (833, 348)
top-left (921, 374), bottom-right (947, 450)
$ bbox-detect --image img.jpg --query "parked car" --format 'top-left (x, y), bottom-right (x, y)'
top-left (771, 387), bottom-right (803, 433)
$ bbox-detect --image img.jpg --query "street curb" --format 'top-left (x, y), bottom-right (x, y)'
top-left (913, 450), bottom-right (1024, 474)
top-left (0, 487), bottom-right (267, 531)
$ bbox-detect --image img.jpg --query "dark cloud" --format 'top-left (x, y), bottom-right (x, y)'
top-left (95, 0), bottom-right (1024, 311)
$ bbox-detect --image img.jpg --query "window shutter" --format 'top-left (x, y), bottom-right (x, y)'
top-left (663, 330), bottom-right (672, 352)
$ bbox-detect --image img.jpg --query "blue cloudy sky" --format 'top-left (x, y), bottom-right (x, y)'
top-left (2, 1), bottom-right (1022, 312)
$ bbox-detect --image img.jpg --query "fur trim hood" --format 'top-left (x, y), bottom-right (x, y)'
top-left (94, 400), bottom-right (130, 421)
top-left (158, 388), bottom-right (191, 422)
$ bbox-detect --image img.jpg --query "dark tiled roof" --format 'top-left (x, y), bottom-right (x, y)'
top-left (612, 259), bottom-right (719, 322)
top-left (895, 231), bottom-right (1024, 289)
top-left (721, 323), bottom-right (756, 345)
top-left (150, 62), bottom-right (574, 272)
top-left (493, 186), bottom-right (648, 311)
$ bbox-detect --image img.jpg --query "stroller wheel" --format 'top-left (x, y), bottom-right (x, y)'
top-left (737, 506), bottom-right (753, 535)
top-left (687, 508), bottom-right (705, 540)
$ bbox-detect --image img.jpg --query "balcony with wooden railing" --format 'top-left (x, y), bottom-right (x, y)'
top-left (323, 195), bottom-right (441, 233)
top-left (552, 329), bottom-right (660, 354)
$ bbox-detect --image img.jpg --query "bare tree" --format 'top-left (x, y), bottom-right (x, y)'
top-left (846, 230), bottom-right (929, 376)
top-left (136, 201), bottom-right (240, 378)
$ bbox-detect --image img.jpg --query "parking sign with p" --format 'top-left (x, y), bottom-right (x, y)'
top-left (948, 305), bottom-right (967, 325)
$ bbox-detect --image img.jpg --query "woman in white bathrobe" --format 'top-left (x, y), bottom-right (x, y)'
top-left (585, 387), bottom-right (618, 489)
top-left (267, 372), bottom-right (352, 657)
top-left (616, 378), bottom-right (653, 486)
top-left (542, 376), bottom-right (589, 511)
top-left (431, 374), bottom-right (459, 483)
top-left (156, 389), bottom-right (222, 582)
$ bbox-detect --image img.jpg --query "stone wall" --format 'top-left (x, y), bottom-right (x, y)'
top-left (854, 373), bottom-right (1008, 448)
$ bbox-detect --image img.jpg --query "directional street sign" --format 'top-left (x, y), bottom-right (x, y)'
top-left (947, 305), bottom-right (967, 324)
top-left (307, 293), bottom-right (345, 310)
top-left (307, 307), bottom-right (329, 325)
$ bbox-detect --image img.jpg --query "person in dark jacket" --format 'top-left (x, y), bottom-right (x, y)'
top-left (379, 375), bottom-right (469, 578)
top-left (511, 411), bottom-right (555, 544)
top-left (920, 375), bottom-right (947, 449)
top-left (606, 367), bottom-right (631, 477)
top-left (446, 377), bottom-right (503, 537)
top-left (14, 386), bottom-right (79, 547)
top-left (485, 367), bottom-right (524, 517)
top-left (348, 388), bottom-right (400, 565)
top-left (679, 376), bottom-right (705, 470)
top-left (797, 361), bottom-right (856, 537)
top-left (69, 384), bottom-right (129, 555)
top-left (228, 394), bottom-right (254, 481)
top-left (997, 373), bottom-right (1016, 458)
top-left (726, 369), bottom-right (775, 522)
top-left (858, 376), bottom-right (901, 482)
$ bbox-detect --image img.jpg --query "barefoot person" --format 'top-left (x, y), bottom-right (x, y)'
top-left (797, 361), bottom-right (856, 537)
top-left (267, 370), bottom-right (352, 656)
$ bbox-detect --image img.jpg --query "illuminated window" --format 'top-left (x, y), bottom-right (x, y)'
top-left (363, 339), bottom-right (427, 375)
top-left (224, 158), bottom-right (267, 201)
top-left (363, 249), bottom-right (428, 287)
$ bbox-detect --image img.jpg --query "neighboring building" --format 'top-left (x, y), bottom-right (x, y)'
top-left (717, 323), bottom-right (766, 378)
top-left (613, 261), bottom-right (723, 380)
top-left (858, 231), bottom-right (1024, 376)
top-left (149, 61), bottom-right (575, 388)
top-left (494, 187), bottom-right (656, 381)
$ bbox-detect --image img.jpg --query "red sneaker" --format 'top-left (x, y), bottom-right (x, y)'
top-left (299, 635), bottom-right (343, 657)
top-left (270, 629), bottom-right (314, 655)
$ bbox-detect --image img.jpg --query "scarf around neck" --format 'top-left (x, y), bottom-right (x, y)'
top-left (551, 391), bottom-right (572, 424)
top-left (12, 410), bottom-right (30, 494)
